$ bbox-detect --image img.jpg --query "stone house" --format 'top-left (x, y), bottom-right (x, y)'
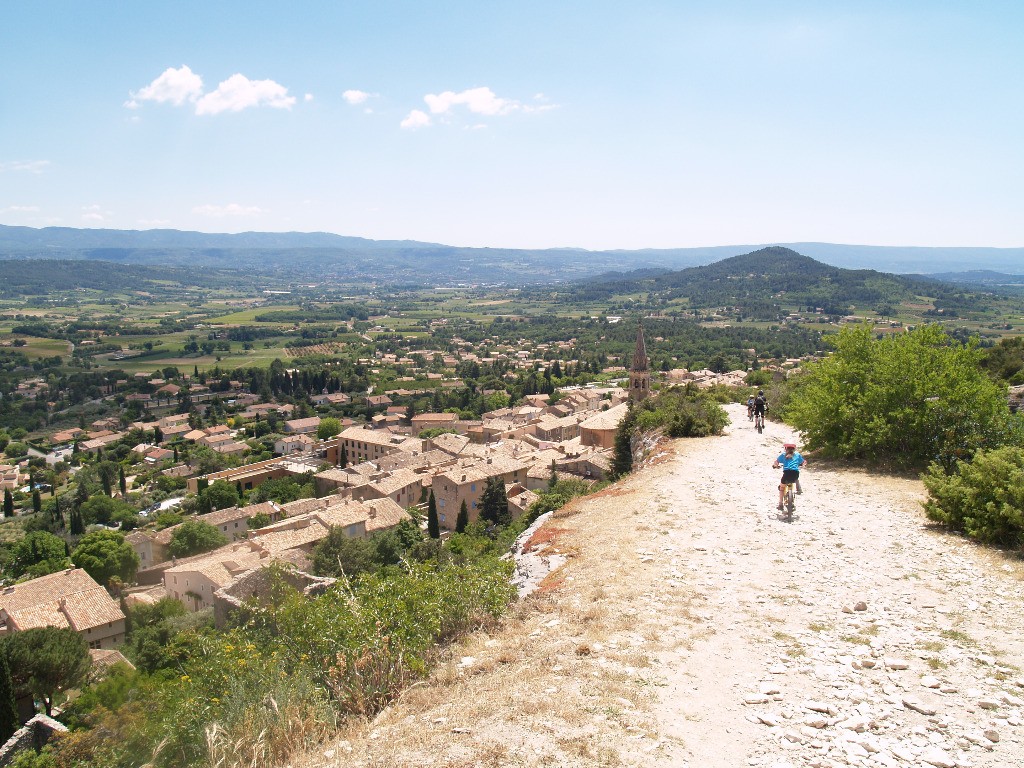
top-left (0, 568), bottom-right (125, 649)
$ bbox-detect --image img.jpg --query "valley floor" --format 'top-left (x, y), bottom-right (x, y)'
top-left (299, 403), bottom-right (1024, 768)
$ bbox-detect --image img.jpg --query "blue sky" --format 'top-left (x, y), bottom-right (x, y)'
top-left (1, 1), bottom-right (1022, 249)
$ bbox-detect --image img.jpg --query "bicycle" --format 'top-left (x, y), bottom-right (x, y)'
top-left (754, 411), bottom-right (765, 433)
top-left (780, 478), bottom-right (797, 519)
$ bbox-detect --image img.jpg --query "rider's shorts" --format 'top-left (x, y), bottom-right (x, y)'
top-left (780, 469), bottom-right (800, 485)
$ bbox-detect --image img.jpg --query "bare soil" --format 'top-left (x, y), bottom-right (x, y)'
top-left (296, 404), bottom-right (1024, 768)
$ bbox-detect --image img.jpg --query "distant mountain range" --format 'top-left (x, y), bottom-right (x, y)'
top-left (0, 224), bottom-right (1021, 285)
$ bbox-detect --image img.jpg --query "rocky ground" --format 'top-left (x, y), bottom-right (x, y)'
top-left (297, 403), bottom-right (1023, 768)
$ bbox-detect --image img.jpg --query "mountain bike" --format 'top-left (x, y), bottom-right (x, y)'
top-left (780, 478), bottom-right (797, 519)
top-left (754, 411), bottom-right (765, 433)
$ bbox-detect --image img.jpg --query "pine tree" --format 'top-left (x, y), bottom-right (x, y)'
top-left (70, 508), bottom-right (85, 535)
top-left (0, 653), bottom-right (18, 744)
top-left (427, 490), bottom-right (440, 539)
top-left (32, 489), bottom-right (41, 514)
top-left (119, 466), bottom-right (127, 496)
top-left (455, 500), bottom-right (469, 534)
top-left (3, 489), bottom-right (13, 518)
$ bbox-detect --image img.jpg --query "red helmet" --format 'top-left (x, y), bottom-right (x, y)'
top-left (783, 443), bottom-right (796, 450)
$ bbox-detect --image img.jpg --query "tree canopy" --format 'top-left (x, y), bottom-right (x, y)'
top-left (167, 519), bottom-right (229, 559)
top-left (1, 626), bottom-right (91, 716)
top-left (784, 324), bottom-right (1020, 470)
top-left (70, 530), bottom-right (139, 586)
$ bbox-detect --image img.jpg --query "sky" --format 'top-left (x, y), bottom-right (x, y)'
top-left (1, 1), bottom-right (1022, 250)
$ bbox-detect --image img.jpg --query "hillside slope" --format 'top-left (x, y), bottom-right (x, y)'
top-left (293, 404), bottom-right (1024, 768)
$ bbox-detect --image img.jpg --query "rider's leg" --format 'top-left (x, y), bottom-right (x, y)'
top-left (777, 482), bottom-right (785, 509)
top-left (796, 477), bottom-right (802, 494)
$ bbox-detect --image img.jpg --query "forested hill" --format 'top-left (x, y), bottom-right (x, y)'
top-left (0, 259), bottom-right (253, 296)
top-left (563, 246), bottom-right (952, 315)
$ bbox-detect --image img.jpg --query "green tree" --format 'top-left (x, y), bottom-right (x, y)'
top-left (2, 489), bottom-right (12, 519)
top-left (1, 627), bottom-right (91, 716)
top-left (455, 500), bottom-right (469, 534)
top-left (197, 479), bottom-right (239, 514)
top-left (479, 476), bottom-right (510, 527)
top-left (31, 489), bottom-right (41, 514)
top-left (10, 531), bottom-right (72, 579)
top-left (79, 494), bottom-right (133, 526)
top-left (312, 527), bottom-right (376, 577)
top-left (119, 466), bottom-right (127, 496)
top-left (427, 490), bottom-right (440, 539)
top-left (167, 519), bottom-right (228, 558)
top-left (785, 324), bottom-right (1019, 470)
top-left (71, 530), bottom-right (139, 586)
top-left (316, 416), bottom-right (342, 440)
top-left (0, 652), bottom-right (18, 743)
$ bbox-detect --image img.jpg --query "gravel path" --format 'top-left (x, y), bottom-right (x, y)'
top-left (646, 403), bottom-right (1024, 768)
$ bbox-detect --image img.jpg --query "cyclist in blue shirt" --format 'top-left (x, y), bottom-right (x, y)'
top-left (773, 442), bottom-right (806, 510)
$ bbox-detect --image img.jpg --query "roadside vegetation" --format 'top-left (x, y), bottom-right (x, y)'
top-left (778, 323), bottom-right (1024, 548)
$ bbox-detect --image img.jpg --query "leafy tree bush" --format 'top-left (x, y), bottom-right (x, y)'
top-left (71, 530), bottom-right (139, 586)
top-left (167, 519), bottom-right (228, 558)
top-left (0, 626), bottom-right (91, 716)
top-left (922, 446), bottom-right (1024, 547)
top-left (246, 474), bottom-right (315, 504)
top-left (78, 494), bottom-right (134, 526)
top-left (316, 416), bottom-right (341, 440)
top-left (9, 530), bottom-right (72, 579)
top-left (784, 325), bottom-right (1020, 470)
top-left (196, 479), bottom-right (238, 514)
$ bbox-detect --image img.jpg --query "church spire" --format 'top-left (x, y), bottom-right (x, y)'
top-left (631, 320), bottom-right (649, 372)
top-left (629, 320), bottom-right (651, 401)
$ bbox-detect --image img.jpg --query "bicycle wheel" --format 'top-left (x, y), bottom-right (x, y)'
top-left (786, 487), bottom-right (796, 516)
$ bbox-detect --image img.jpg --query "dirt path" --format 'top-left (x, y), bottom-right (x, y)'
top-left (303, 403), bottom-right (1024, 768)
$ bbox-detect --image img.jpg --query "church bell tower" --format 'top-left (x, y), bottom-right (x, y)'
top-left (629, 321), bottom-right (651, 402)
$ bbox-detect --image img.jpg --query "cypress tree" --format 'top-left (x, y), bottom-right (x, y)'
top-left (0, 653), bottom-right (18, 743)
top-left (2, 489), bottom-right (13, 518)
top-left (119, 466), bottom-right (127, 496)
top-left (32, 490), bottom-right (41, 514)
top-left (455, 500), bottom-right (469, 534)
top-left (427, 490), bottom-right (440, 539)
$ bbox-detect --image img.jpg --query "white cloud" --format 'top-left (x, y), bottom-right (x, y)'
top-left (130, 65), bottom-right (204, 107)
top-left (1, 205), bottom-right (40, 213)
top-left (195, 74), bottom-right (296, 115)
top-left (138, 219), bottom-right (171, 227)
top-left (400, 109), bottom-right (432, 130)
top-left (0, 160), bottom-right (51, 174)
top-left (304, 93), bottom-right (314, 102)
top-left (424, 87), bottom-right (517, 116)
top-left (80, 204), bottom-right (112, 223)
top-left (192, 203), bottom-right (264, 217)
top-left (343, 89), bottom-right (371, 105)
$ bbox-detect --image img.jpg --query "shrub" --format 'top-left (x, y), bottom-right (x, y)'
top-left (784, 324), bottom-right (1020, 470)
top-left (922, 446), bottom-right (1024, 547)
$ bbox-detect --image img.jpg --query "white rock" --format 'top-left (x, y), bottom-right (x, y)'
top-left (806, 700), bottom-right (838, 715)
top-left (920, 676), bottom-right (941, 689)
top-left (844, 742), bottom-right (870, 758)
top-left (903, 697), bottom-right (938, 716)
top-left (1000, 692), bottom-right (1024, 706)
top-left (891, 744), bottom-right (918, 762)
top-left (983, 728), bottom-right (1000, 743)
top-left (770, 663), bottom-right (788, 674)
top-left (977, 698), bottom-right (1000, 710)
top-left (919, 747), bottom-right (955, 767)
top-left (745, 695), bottom-right (770, 705)
top-left (760, 682), bottom-right (782, 695)
top-left (884, 658), bottom-right (910, 670)
top-left (758, 713), bottom-right (782, 727)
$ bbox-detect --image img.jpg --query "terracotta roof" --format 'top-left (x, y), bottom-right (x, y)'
top-left (0, 568), bottom-right (124, 632)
